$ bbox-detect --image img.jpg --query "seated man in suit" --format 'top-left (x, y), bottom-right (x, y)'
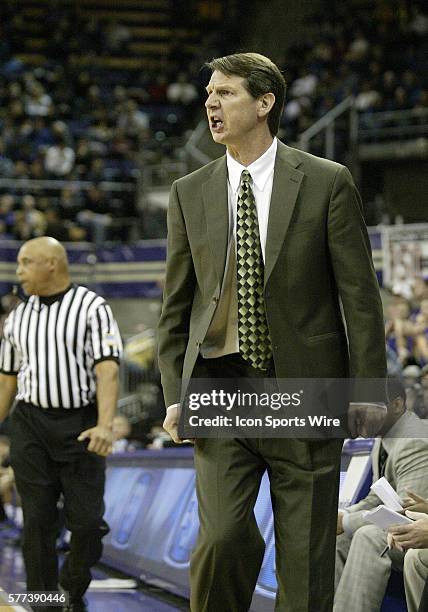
top-left (335, 378), bottom-right (428, 612)
top-left (388, 496), bottom-right (428, 612)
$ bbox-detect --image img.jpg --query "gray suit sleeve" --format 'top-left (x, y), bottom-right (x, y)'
top-left (157, 181), bottom-right (196, 408)
top-left (343, 491), bottom-right (383, 535)
top-left (327, 166), bottom-right (386, 381)
top-left (389, 439), bottom-right (428, 503)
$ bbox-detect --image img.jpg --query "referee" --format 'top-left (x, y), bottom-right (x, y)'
top-left (0, 237), bottom-right (122, 612)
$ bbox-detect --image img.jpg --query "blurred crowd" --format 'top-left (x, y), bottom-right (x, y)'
top-left (0, 1), bottom-right (202, 243)
top-left (279, 0), bottom-right (428, 143)
top-left (385, 277), bottom-right (428, 367)
top-left (385, 277), bottom-right (428, 418)
top-left (0, 0), bottom-right (426, 243)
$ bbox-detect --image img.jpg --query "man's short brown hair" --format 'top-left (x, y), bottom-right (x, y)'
top-left (206, 52), bottom-right (286, 136)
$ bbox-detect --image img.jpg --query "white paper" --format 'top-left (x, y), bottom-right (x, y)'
top-left (370, 476), bottom-right (403, 511)
top-left (363, 505), bottom-right (412, 529)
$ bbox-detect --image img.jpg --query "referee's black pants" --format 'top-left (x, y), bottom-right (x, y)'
top-left (9, 401), bottom-right (108, 603)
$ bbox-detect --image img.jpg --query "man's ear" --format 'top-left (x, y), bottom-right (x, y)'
top-left (391, 396), bottom-right (405, 415)
top-left (257, 92), bottom-right (275, 118)
top-left (48, 257), bottom-right (57, 272)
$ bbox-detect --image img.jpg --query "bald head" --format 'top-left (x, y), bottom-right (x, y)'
top-left (17, 236), bottom-right (71, 296)
top-left (25, 237), bottom-right (68, 265)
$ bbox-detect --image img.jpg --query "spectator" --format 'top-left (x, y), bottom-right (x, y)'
top-left (13, 195), bottom-right (46, 240)
top-left (0, 194), bottom-right (16, 234)
top-left (25, 82), bottom-right (52, 117)
top-left (30, 117), bottom-right (54, 151)
top-left (414, 298), bottom-right (428, 365)
top-left (86, 157), bottom-right (107, 183)
top-left (289, 67), bottom-right (318, 99)
top-left (116, 99), bottom-right (149, 142)
top-left (77, 184), bottom-right (111, 243)
top-left (87, 118), bottom-right (112, 146)
top-left (166, 72), bottom-right (199, 105)
top-left (0, 137), bottom-right (14, 177)
top-left (13, 160), bottom-right (30, 179)
top-left (346, 30), bottom-right (370, 63)
top-left (403, 365), bottom-right (422, 391)
top-left (354, 80), bottom-right (382, 111)
top-left (410, 6), bottom-right (428, 37)
top-left (146, 423), bottom-right (174, 449)
top-left (111, 415), bottom-right (131, 453)
top-left (44, 207), bottom-right (70, 242)
top-left (412, 277), bottom-right (428, 311)
top-left (28, 157), bottom-right (45, 180)
top-left (58, 185), bottom-right (83, 221)
top-left (385, 297), bottom-right (415, 366)
top-left (392, 264), bottom-right (414, 301)
top-left (146, 73), bottom-right (168, 103)
top-left (111, 415), bottom-right (142, 453)
top-left (421, 365), bottom-right (428, 391)
top-left (44, 134), bottom-right (75, 177)
top-left (0, 220), bottom-right (14, 240)
top-left (74, 138), bottom-right (94, 176)
top-left (104, 19), bottom-right (131, 55)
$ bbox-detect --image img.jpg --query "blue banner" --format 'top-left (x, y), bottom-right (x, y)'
top-left (0, 233), bottom-right (383, 298)
top-left (0, 240), bottom-right (166, 298)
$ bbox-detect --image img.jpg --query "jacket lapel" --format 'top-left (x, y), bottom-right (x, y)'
top-left (202, 157), bottom-right (229, 287)
top-left (264, 142), bottom-right (304, 286)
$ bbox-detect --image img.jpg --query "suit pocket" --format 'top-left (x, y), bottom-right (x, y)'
top-left (287, 220), bottom-right (314, 235)
top-left (306, 331), bottom-right (340, 343)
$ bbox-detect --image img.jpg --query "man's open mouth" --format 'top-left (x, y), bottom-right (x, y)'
top-left (210, 117), bottom-right (224, 130)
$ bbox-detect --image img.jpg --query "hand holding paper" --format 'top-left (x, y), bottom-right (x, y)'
top-left (363, 505), bottom-right (412, 530)
top-left (388, 511), bottom-right (428, 550)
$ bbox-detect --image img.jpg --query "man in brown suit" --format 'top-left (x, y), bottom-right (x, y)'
top-left (158, 53), bottom-right (386, 612)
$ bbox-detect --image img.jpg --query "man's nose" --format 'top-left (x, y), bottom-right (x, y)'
top-left (205, 94), bottom-right (219, 109)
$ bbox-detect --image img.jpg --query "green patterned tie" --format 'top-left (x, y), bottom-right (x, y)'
top-left (236, 169), bottom-right (272, 370)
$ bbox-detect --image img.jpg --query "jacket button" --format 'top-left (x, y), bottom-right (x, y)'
top-left (213, 297), bottom-right (218, 304)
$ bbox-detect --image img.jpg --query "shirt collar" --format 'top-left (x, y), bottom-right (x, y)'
top-left (227, 137), bottom-right (277, 193)
top-left (39, 283), bottom-right (74, 306)
top-left (35, 284), bottom-right (74, 307)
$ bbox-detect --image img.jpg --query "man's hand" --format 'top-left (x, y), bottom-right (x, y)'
top-left (78, 425), bottom-right (113, 457)
top-left (402, 490), bottom-right (428, 514)
top-left (387, 531), bottom-right (401, 551)
top-left (388, 511), bottom-right (428, 550)
top-left (348, 403), bottom-right (387, 438)
top-left (337, 512), bottom-right (344, 535)
top-left (163, 404), bottom-right (182, 444)
top-left (163, 404), bottom-right (195, 444)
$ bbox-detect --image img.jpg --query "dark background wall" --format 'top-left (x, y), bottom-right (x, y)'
top-left (238, 0), bottom-right (321, 62)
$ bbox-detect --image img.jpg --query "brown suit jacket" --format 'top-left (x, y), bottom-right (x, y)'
top-left (158, 141), bottom-right (386, 407)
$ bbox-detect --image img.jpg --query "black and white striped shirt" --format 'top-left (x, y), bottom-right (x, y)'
top-left (0, 284), bottom-right (122, 409)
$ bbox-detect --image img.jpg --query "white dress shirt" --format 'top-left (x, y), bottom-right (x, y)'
top-left (226, 137), bottom-right (277, 261)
